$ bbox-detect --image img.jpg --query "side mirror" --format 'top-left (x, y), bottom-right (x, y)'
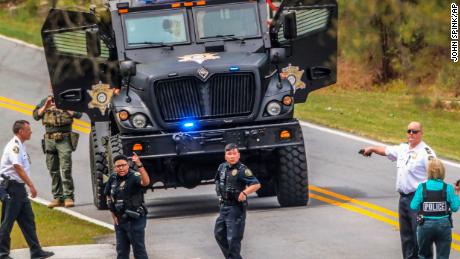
top-left (270, 48), bottom-right (287, 64)
top-left (86, 28), bottom-right (101, 57)
top-left (120, 60), bottom-right (137, 77)
top-left (283, 11), bottom-right (297, 40)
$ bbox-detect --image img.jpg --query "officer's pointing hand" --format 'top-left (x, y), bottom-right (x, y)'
top-left (360, 148), bottom-right (372, 157)
top-left (132, 152), bottom-right (142, 166)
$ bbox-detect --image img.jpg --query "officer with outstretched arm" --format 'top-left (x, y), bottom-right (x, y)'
top-left (359, 121), bottom-right (436, 259)
top-left (214, 143), bottom-right (261, 259)
top-left (104, 153), bottom-right (150, 259)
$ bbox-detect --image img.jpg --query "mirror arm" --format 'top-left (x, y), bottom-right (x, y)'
top-left (125, 75), bottom-right (132, 103)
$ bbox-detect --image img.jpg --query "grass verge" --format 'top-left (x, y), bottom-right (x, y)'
top-left (0, 11), bottom-right (43, 47)
top-left (0, 202), bottom-right (112, 249)
top-left (296, 87), bottom-right (460, 162)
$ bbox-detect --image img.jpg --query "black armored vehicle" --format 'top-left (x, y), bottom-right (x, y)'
top-left (41, 0), bottom-right (337, 209)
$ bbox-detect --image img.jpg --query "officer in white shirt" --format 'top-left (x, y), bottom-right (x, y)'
top-left (0, 120), bottom-right (54, 259)
top-left (360, 121), bottom-right (435, 259)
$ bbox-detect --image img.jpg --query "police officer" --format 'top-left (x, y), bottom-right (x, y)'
top-left (214, 143), bottom-right (261, 259)
top-left (360, 121), bottom-right (436, 259)
top-left (104, 153), bottom-right (150, 259)
top-left (33, 95), bottom-right (82, 208)
top-left (0, 120), bottom-right (54, 259)
top-left (410, 159), bottom-right (460, 259)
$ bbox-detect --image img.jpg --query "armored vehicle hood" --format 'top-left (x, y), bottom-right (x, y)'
top-left (130, 52), bottom-right (268, 88)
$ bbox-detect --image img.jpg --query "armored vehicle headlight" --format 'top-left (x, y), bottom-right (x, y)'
top-left (132, 114), bottom-right (147, 128)
top-left (266, 101), bottom-right (282, 116)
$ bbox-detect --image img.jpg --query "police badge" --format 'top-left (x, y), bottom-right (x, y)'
top-left (280, 64), bottom-right (306, 92)
top-left (87, 83), bottom-right (114, 115)
top-left (232, 169), bottom-right (238, 176)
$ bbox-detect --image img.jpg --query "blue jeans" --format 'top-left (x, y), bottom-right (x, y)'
top-left (416, 217), bottom-right (452, 259)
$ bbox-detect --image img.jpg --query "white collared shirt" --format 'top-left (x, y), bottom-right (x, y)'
top-left (0, 135), bottom-right (31, 183)
top-left (385, 141), bottom-right (436, 194)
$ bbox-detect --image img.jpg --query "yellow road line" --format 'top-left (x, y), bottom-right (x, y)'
top-left (0, 96), bottom-right (35, 109)
top-left (0, 102), bottom-right (32, 116)
top-left (310, 193), bottom-right (399, 227)
top-left (0, 96), bottom-right (91, 129)
top-left (310, 185), bottom-right (398, 218)
top-left (0, 101), bottom-right (90, 135)
top-left (311, 186), bottom-right (460, 248)
top-left (73, 124), bottom-right (91, 134)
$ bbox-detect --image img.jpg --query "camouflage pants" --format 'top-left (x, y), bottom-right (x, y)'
top-left (45, 136), bottom-right (75, 200)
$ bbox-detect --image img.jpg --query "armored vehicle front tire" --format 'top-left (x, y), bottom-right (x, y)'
top-left (107, 134), bottom-right (123, 173)
top-left (89, 127), bottom-right (109, 210)
top-left (276, 145), bottom-right (309, 207)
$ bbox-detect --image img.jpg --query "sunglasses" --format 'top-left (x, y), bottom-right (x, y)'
top-left (407, 129), bottom-right (420, 134)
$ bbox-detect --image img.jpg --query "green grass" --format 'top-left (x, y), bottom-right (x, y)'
top-left (0, 202), bottom-right (112, 249)
top-left (296, 88), bottom-right (460, 161)
top-left (0, 11), bottom-right (43, 46)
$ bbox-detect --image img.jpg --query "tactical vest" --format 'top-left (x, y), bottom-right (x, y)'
top-left (42, 108), bottom-right (73, 127)
top-left (421, 182), bottom-right (449, 217)
top-left (110, 170), bottom-right (144, 210)
top-left (215, 162), bottom-right (246, 202)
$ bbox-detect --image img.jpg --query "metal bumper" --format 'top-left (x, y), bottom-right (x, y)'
top-left (120, 120), bottom-right (304, 159)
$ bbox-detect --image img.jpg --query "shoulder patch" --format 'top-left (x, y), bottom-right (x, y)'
top-left (424, 147), bottom-right (435, 160)
top-left (244, 169), bottom-right (253, 177)
top-left (12, 146), bottom-right (19, 154)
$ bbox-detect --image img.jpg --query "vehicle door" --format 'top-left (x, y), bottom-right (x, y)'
top-left (270, 0), bottom-right (337, 103)
top-left (41, 9), bottom-right (120, 121)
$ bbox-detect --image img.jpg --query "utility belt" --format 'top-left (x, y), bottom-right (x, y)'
top-left (111, 199), bottom-right (147, 221)
top-left (45, 132), bottom-right (71, 141)
top-left (399, 191), bottom-right (415, 197)
top-left (220, 199), bottom-right (245, 207)
top-left (42, 131), bottom-right (79, 152)
top-left (417, 211), bottom-right (453, 227)
top-left (0, 178), bottom-right (27, 201)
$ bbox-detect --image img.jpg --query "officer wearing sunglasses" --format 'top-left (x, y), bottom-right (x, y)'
top-left (360, 121), bottom-right (436, 259)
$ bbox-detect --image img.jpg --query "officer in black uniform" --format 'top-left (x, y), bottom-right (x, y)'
top-left (104, 153), bottom-right (150, 259)
top-left (214, 143), bottom-right (261, 259)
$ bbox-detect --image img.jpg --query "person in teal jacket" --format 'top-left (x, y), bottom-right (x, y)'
top-left (410, 158), bottom-right (460, 259)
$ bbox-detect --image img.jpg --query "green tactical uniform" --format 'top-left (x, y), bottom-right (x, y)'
top-left (33, 97), bottom-right (82, 201)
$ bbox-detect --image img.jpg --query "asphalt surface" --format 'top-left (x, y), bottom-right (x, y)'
top-left (1, 36), bottom-right (460, 259)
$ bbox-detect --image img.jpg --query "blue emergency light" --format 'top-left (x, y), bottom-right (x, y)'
top-left (229, 66), bottom-right (240, 72)
top-left (181, 120), bottom-right (198, 131)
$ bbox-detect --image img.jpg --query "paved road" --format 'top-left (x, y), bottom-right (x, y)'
top-left (1, 36), bottom-right (460, 259)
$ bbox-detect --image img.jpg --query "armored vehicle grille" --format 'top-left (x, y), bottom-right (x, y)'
top-left (155, 73), bottom-right (255, 122)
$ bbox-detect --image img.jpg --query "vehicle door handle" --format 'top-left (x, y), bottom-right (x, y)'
top-left (59, 89), bottom-right (82, 103)
top-left (309, 66), bottom-right (331, 80)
